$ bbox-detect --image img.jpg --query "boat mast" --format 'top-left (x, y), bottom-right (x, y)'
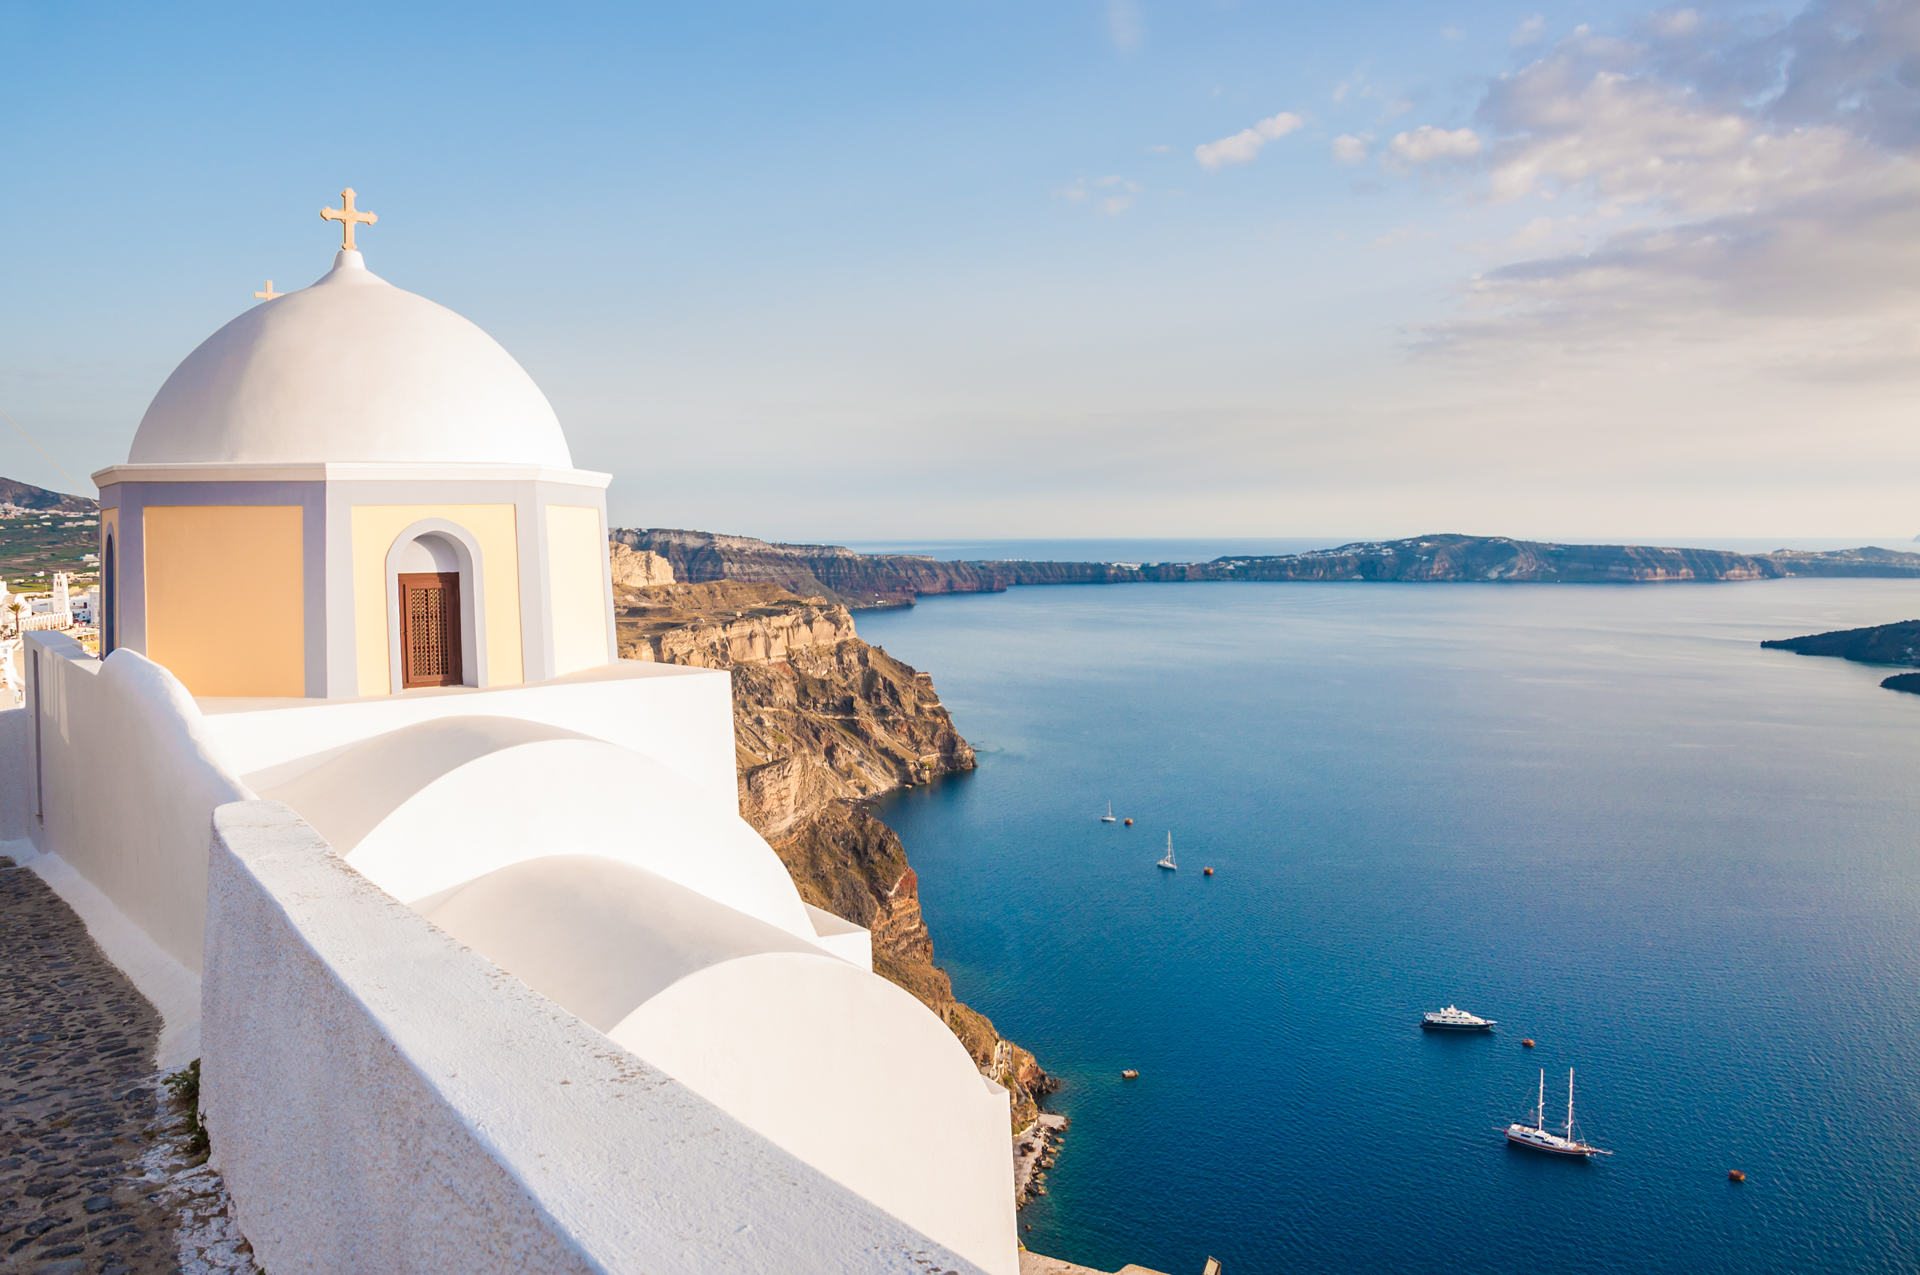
top-left (1537, 1069), bottom-right (1545, 1132)
top-left (1567, 1069), bottom-right (1575, 1139)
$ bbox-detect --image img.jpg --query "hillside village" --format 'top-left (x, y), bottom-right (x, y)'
top-left (1, 487), bottom-right (104, 702)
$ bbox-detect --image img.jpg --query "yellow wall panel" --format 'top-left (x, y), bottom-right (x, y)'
top-left (546, 504), bottom-right (609, 677)
top-left (351, 504), bottom-right (522, 695)
top-left (145, 505), bottom-right (304, 697)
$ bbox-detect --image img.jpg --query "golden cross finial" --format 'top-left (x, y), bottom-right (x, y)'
top-left (254, 280), bottom-right (282, 300)
top-left (320, 187), bottom-right (377, 252)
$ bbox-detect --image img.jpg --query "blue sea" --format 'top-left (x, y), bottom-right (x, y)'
top-left (859, 579), bottom-right (1920, 1275)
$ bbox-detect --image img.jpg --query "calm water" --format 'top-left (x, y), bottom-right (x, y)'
top-left (860, 581), bottom-right (1920, 1275)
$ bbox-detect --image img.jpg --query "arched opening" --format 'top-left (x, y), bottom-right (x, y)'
top-left (102, 532), bottom-right (117, 656)
top-left (384, 523), bottom-right (487, 693)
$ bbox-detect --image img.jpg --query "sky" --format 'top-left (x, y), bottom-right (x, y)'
top-left (2, 1), bottom-right (1916, 543)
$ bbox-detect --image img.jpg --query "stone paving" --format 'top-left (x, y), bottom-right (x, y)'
top-left (0, 855), bottom-right (253, 1274)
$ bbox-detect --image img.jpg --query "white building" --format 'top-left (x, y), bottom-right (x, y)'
top-left (14, 571), bottom-right (75, 632)
top-left (1, 194), bottom-right (1015, 1274)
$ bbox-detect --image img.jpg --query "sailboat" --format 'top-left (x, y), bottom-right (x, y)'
top-left (1157, 832), bottom-right (1178, 871)
top-left (1101, 801), bottom-right (1117, 823)
top-left (1506, 1068), bottom-right (1611, 1158)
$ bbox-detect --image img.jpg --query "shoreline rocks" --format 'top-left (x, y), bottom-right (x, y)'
top-left (1014, 1113), bottom-right (1070, 1207)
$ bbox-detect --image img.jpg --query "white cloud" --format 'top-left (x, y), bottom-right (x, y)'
top-left (1479, 53), bottom-right (1864, 212)
top-left (1058, 174), bottom-right (1142, 215)
top-left (1331, 134), bottom-right (1370, 166)
top-left (1502, 215), bottom-right (1568, 253)
top-left (1106, 0), bottom-right (1143, 53)
top-left (1646, 8), bottom-right (1699, 38)
top-left (1389, 125), bottom-right (1483, 163)
top-left (1512, 14), bottom-right (1547, 47)
top-left (1405, 1), bottom-right (1920, 387)
top-left (1195, 111), bottom-right (1305, 169)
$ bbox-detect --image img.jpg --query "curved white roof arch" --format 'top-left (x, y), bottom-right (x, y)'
top-left (424, 856), bottom-right (1016, 1275)
top-left (258, 715), bottom-right (813, 940)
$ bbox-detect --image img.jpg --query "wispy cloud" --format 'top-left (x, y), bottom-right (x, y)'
top-left (1405, 0), bottom-right (1920, 385)
top-left (1106, 0), bottom-right (1144, 53)
top-left (1645, 8), bottom-right (1699, 38)
top-left (1058, 174), bottom-right (1143, 215)
top-left (1195, 111), bottom-right (1304, 169)
top-left (1388, 125), bottom-right (1482, 164)
top-left (1511, 14), bottom-right (1547, 47)
top-left (1331, 134), bottom-right (1370, 166)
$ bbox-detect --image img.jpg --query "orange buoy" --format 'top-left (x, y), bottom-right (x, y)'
top-left (1124, 818), bottom-right (1133, 826)
top-left (1121, 1069), bottom-right (1139, 1080)
top-left (1729, 1170), bottom-right (1746, 1183)
top-left (1203, 866), bottom-right (1214, 876)
top-left (1522, 1038), bottom-right (1536, 1048)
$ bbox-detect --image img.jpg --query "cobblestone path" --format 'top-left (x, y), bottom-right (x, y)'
top-left (0, 855), bottom-right (226, 1274)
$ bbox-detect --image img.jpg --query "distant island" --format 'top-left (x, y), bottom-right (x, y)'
top-left (616, 528), bottom-right (1920, 610)
top-left (1762, 620), bottom-right (1920, 697)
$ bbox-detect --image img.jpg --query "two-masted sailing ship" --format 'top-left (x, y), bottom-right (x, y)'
top-left (1506, 1068), bottom-right (1611, 1158)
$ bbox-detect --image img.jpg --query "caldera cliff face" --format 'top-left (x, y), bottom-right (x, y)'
top-left (618, 579), bottom-right (1055, 1127)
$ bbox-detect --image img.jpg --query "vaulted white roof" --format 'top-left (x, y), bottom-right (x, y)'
top-left (128, 250), bottom-right (571, 468)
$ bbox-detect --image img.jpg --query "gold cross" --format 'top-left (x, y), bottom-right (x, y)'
top-left (320, 187), bottom-right (377, 252)
top-left (254, 280), bottom-right (282, 300)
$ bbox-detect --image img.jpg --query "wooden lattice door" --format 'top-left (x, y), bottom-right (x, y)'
top-left (398, 572), bottom-right (462, 689)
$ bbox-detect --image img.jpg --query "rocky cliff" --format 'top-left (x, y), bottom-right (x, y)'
top-left (1763, 619), bottom-right (1920, 695)
top-left (612, 528), bottom-right (1920, 607)
top-left (618, 580), bottom-right (1055, 1125)
top-left (608, 542), bottom-right (674, 589)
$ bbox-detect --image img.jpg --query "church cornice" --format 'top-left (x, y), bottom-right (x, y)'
top-left (93, 462), bottom-right (612, 489)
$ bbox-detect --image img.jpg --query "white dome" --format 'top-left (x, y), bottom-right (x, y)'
top-left (129, 251), bottom-right (572, 468)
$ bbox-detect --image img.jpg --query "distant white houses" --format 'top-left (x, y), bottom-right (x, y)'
top-left (14, 572), bottom-right (75, 632)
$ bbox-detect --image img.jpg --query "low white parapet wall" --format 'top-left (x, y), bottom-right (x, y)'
top-left (22, 636), bottom-right (249, 973)
top-left (202, 800), bottom-right (991, 1275)
top-left (199, 660), bottom-right (739, 802)
top-left (0, 706), bottom-right (29, 844)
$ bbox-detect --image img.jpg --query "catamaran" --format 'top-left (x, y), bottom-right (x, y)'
top-left (1157, 832), bottom-right (1178, 871)
top-left (1506, 1068), bottom-right (1611, 1158)
top-left (1101, 801), bottom-right (1117, 823)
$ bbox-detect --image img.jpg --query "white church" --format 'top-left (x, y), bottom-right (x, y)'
top-left (0, 192), bottom-right (1017, 1273)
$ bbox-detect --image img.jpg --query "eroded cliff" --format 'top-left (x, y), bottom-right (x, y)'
top-left (618, 580), bottom-right (1054, 1125)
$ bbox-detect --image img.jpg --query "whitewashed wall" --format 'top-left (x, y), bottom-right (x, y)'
top-left (202, 800), bottom-right (992, 1275)
top-left (22, 636), bottom-right (248, 972)
top-left (200, 660), bottom-right (738, 801)
top-left (0, 707), bottom-right (28, 843)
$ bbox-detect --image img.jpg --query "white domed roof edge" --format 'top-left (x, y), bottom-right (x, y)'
top-left (127, 251), bottom-right (576, 470)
